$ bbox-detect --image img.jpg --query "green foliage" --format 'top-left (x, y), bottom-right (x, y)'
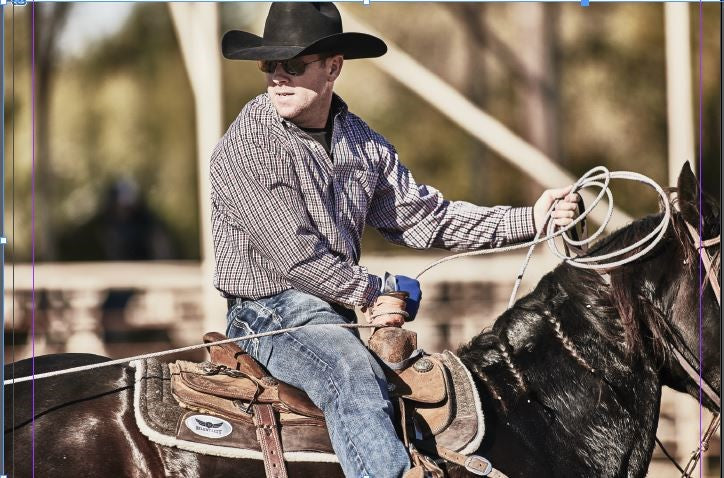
top-left (6, 4), bottom-right (199, 261)
top-left (3, 3), bottom-right (721, 260)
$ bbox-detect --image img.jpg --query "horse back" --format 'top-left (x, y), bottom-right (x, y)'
top-left (4, 354), bottom-right (168, 477)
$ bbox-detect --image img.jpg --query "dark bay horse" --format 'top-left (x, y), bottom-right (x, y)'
top-left (5, 165), bottom-right (720, 478)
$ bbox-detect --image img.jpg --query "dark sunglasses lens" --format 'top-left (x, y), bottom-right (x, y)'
top-left (258, 59), bottom-right (309, 75)
top-left (283, 59), bottom-right (307, 76)
top-left (258, 60), bottom-right (277, 73)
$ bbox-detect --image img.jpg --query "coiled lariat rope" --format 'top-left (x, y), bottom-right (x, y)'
top-left (4, 167), bottom-right (670, 386)
top-left (414, 166), bottom-right (671, 308)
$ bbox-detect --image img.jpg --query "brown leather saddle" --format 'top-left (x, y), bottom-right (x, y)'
top-left (148, 328), bottom-right (489, 478)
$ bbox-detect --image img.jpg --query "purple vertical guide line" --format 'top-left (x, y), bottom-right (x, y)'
top-left (696, 1), bottom-right (703, 477)
top-left (31, 1), bottom-right (36, 476)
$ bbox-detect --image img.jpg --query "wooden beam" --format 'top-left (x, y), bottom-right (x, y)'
top-left (340, 7), bottom-right (633, 230)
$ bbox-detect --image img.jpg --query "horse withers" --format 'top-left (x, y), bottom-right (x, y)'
top-left (4, 163), bottom-right (720, 477)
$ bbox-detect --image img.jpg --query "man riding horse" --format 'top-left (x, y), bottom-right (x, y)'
top-left (211, 3), bottom-right (580, 477)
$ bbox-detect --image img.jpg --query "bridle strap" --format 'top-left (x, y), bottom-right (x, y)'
top-left (662, 198), bottom-right (722, 477)
top-left (671, 347), bottom-right (721, 409)
top-left (681, 219), bottom-right (721, 304)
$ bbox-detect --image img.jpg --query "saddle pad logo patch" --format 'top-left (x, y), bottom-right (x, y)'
top-left (184, 415), bottom-right (233, 439)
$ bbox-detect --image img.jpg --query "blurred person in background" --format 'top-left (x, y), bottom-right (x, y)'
top-left (211, 3), bottom-right (580, 477)
top-left (59, 177), bottom-right (176, 261)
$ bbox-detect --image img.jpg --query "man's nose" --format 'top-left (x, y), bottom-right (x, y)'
top-left (272, 63), bottom-right (291, 83)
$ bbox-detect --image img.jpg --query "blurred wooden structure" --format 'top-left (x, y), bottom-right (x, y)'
top-left (664, 3), bottom-right (695, 186)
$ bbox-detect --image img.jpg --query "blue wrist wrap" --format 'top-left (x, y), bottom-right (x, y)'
top-left (394, 275), bottom-right (421, 320)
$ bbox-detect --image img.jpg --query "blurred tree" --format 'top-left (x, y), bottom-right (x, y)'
top-left (3, 3), bottom-right (721, 260)
top-left (4, 5), bottom-right (33, 262)
top-left (34, 3), bottom-right (71, 260)
top-left (52, 4), bottom-right (200, 260)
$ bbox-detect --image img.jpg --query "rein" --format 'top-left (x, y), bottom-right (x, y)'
top-left (654, 200), bottom-right (721, 478)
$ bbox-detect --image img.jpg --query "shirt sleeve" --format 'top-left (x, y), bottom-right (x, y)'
top-left (211, 136), bottom-right (381, 307)
top-left (366, 142), bottom-right (536, 252)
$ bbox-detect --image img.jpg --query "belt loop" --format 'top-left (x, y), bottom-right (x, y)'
top-left (227, 298), bottom-right (237, 311)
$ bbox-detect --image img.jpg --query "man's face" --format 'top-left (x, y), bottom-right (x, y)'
top-left (265, 54), bottom-right (343, 129)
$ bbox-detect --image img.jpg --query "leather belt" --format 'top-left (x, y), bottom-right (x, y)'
top-left (252, 404), bottom-right (288, 478)
top-left (226, 295), bottom-right (357, 322)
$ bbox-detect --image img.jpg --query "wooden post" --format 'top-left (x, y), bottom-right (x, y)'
top-left (65, 290), bottom-right (106, 355)
top-left (664, 3), bottom-right (695, 186)
top-left (168, 4), bottom-right (227, 336)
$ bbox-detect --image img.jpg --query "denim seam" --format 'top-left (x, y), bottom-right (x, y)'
top-left (281, 330), bottom-right (370, 477)
top-left (235, 321), bottom-right (260, 358)
top-left (245, 300), bottom-right (284, 326)
top-left (325, 374), bottom-right (371, 478)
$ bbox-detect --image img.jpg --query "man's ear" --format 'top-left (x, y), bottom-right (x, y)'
top-left (328, 55), bottom-right (343, 81)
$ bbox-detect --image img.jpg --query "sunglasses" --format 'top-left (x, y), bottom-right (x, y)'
top-left (257, 58), bottom-right (324, 76)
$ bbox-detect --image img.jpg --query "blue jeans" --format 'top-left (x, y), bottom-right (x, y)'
top-left (226, 289), bottom-right (411, 478)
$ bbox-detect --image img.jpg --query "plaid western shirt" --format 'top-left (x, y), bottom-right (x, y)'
top-left (211, 93), bottom-right (535, 308)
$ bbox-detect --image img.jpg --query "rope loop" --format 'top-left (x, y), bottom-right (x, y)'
top-left (413, 167), bottom-right (671, 308)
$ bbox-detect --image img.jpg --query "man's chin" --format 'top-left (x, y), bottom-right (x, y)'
top-left (271, 103), bottom-right (300, 121)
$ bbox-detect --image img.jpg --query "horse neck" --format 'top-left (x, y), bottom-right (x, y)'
top-left (459, 268), bottom-right (663, 477)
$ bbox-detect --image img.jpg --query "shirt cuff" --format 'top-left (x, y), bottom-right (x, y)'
top-left (350, 267), bottom-right (382, 308)
top-left (504, 207), bottom-right (536, 244)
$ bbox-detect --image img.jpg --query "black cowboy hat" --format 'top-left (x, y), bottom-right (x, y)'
top-left (222, 2), bottom-right (387, 61)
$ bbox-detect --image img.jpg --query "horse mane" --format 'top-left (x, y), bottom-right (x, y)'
top-left (459, 186), bottom-right (719, 413)
top-left (590, 186), bottom-right (720, 356)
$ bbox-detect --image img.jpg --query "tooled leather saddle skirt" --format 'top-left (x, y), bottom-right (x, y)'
top-left (131, 331), bottom-right (485, 465)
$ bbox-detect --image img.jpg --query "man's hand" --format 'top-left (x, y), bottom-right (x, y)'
top-left (533, 186), bottom-right (582, 232)
top-left (362, 293), bottom-right (407, 328)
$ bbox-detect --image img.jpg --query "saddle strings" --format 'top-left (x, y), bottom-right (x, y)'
top-left (2, 167), bottom-right (676, 385)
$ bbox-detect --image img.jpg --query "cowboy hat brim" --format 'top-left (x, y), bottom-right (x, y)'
top-left (222, 30), bottom-right (387, 61)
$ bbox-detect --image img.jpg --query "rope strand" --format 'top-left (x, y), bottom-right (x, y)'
top-left (4, 324), bottom-right (379, 385)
